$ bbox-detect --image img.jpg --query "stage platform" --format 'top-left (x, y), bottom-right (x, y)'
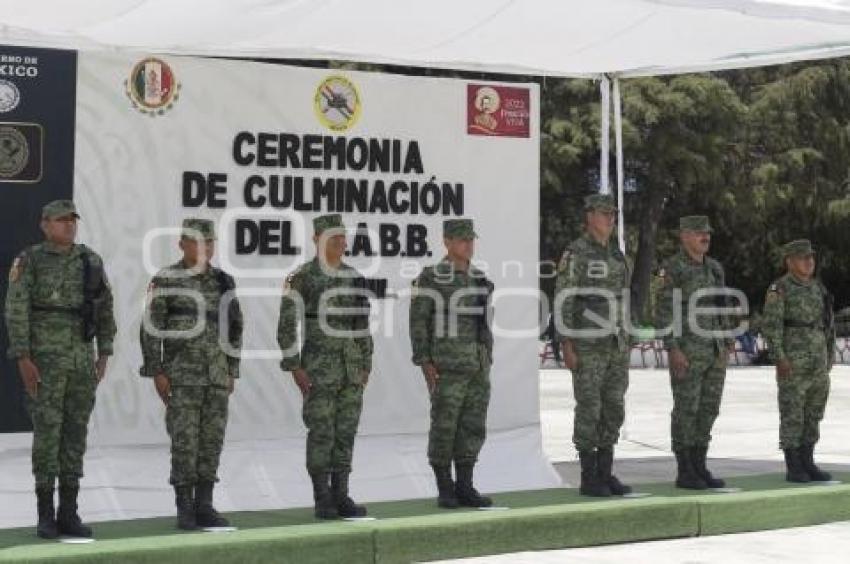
top-left (2, 473), bottom-right (849, 564)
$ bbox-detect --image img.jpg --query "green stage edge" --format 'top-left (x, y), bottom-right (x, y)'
top-left (1, 473), bottom-right (848, 563)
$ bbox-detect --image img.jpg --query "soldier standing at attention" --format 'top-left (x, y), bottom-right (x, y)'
top-left (655, 215), bottom-right (732, 490)
top-left (410, 219), bottom-right (495, 509)
top-left (5, 199), bottom-right (115, 539)
top-left (762, 239), bottom-right (834, 483)
top-left (140, 219), bottom-right (243, 530)
top-left (554, 194), bottom-right (632, 498)
top-left (277, 214), bottom-right (373, 519)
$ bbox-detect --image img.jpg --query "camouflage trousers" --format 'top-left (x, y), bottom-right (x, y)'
top-left (428, 356), bottom-right (491, 468)
top-left (669, 344), bottom-right (726, 451)
top-left (302, 358), bottom-right (364, 475)
top-left (166, 385), bottom-right (229, 486)
top-left (571, 340), bottom-right (629, 452)
top-left (777, 352), bottom-right (830, 449)
top-left (26, 350), bottom-right (97, 488)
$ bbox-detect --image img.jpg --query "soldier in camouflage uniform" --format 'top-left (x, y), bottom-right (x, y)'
top-left (4, 200), bottom-right (115, 539)
top-left (762, 239), bottom-right (835, 483)
top-left (410, 219), bottom-right (494, 509)
top-left (554, 194), bottom-right (632, 498)
top-left (277, 214), bottom-right (373, 519)
top-left (140, 219), bottom-right (243, 530)
top-left (655, 215), bottom-right (733, 490)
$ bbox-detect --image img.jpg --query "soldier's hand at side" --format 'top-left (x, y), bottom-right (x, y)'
top-left (17, 356), bottom-right (40, 399)
top-left (776, 358), bottom-right (792, 379)
top-left (360, 370), bottom-right (370, 387)
top-left (422, 362), bottom-right (439, 393)
top-left (95, 355), bottom-right (108, 384)
top-left (154, 372), bottom-right (171, 406)
top-left (562, 342), bottom-right (579, 371)
top-left (669, 348), bottom-right (689, 380)
top-left (227, 376), bottom-right (235, 395)
top-left (293, 368), bottom-right (312, 397)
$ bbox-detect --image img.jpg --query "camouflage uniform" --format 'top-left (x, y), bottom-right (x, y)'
top-left (410, 219), bottom-right (494, 508)
top-left (762, 239), bottom-right (834, 482)
top-left (655, 215), bottom-right (732, 489)
top-left (140, 218), bottom-right (243, 528)
top-left (277, 214), bottom-right (372, 518)
top-left (4, 199), bottom-right (115, 538)
top-left (554, 194), bottom-right (631, 497)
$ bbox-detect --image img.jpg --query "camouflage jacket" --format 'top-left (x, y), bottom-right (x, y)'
top-left (277, 257), bottom-right (373, 374)
top-left (762, 273), bottom-right (834, 363)
top-left (140, 260), bottom-right (243, 386)
top-left (409, 258), bottom-right (494, 370)
top-left (5, 242), bottom-right (115, 359)
top-left (654, 250), bottom-right (734, 352)
top-left (554, 233), bottom-right (630, 350)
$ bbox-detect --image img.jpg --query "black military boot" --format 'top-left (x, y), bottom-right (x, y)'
top-left (56, 485), bottom-right (92, 538)
top-left (174, 485), bottom-right (198, 530)
top-left (431, 465), bottom-right (459, 509)
top-left (310, 472), bottom-right (339, 519)
top-left (35, 486), bottom-right (59, 539)
top-left (597, 447), bottom-right (632, 495)
top-left (799, 445), bottom-right (832, 482)
top-left (194, 480), bottom-right (229, 527)
top-left (578, 450), bottom-right (611, 497)
top-left (783, 448), bottom-right (811, 483)
top-left (691, 446), bottom-right (725, 488)
top-left (674, 449), bottom-right (708, 490)
top-left (454, 462), bottom-right (492, 507)
top-left (331, 471), bottom-right (367, 518)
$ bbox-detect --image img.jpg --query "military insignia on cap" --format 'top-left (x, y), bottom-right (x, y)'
top-left (557, 250), bottom-right (572, 273)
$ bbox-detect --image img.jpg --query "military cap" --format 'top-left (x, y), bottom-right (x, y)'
top-left (679, 215), bottom-right (713, 232)
top-left (443, 219), bottom-right (477, 239)
top-left (313, 214), bottom-right (346, 236)
top-left (42, 199), bottom-right (79, 219)
top-left (781, 239), bottom-right (815, 258)
top-left (181, 218), bottom-right (216, 240)
top-left (584, 194), bottom-right (618, 212)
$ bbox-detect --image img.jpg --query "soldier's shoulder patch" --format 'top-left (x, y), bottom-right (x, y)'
top-left (8, 253), bottom-right (27, 283)
top-left (765, 282), bottom-right (783, 304)
top-left (557, 250), bottom-right (572, 273)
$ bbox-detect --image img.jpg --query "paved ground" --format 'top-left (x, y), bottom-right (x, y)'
top-left (437, 364), bottom-right (850, 563)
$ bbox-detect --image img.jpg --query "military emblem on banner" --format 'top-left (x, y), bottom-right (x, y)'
top-left (0, 122), bottom-right (42, 183)
top-left (0, 79), bottom-right (21, 114)
top-left (125, 57), bottom-right (181, 116)
top-left (314, 75), bottom-right (362, 132)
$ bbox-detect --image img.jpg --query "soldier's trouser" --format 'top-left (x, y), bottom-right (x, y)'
top-left (166, 385), bottom-right (229, 486)
top-left (777, 352), bottom-right (830, 449)
top-left (428, 359), bottom-right (491, 468)
top-left (303, 364), bottom-right (364, 475)
top-left (26, 351), bottom-right (97, 488)
top-left (670, 346), bottom-right (726, 451)
top-left (571, 340), bottom-right (629, 451)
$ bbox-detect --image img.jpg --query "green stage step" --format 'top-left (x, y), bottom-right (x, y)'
top-left (1, 473), bottom-right (849, 563)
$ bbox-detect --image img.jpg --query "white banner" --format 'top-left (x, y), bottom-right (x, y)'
top-left (71, 51), bottom-right (557, 513)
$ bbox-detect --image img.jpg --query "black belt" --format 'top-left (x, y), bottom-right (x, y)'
top-left (31, 304), bottom-right (82, 316)
top-left (784, 320), bottom-right (823, 329)
top-left (167, 306), bottom-right (219, 325)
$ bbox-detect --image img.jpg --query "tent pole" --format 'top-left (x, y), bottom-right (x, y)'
top-left (599, 75), bottom-right (611, 195)
top-left (613, 76), bottom-right (625, 252)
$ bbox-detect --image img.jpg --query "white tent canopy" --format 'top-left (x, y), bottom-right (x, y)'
top-left (3, 0), bottom-right (850, 78)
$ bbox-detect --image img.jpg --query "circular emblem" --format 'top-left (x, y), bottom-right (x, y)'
top-left (0, 126), bottom-right (29, 178)
top-left (125, 57), bottom-right (181, 116)
top-left (314, 75), bottom-right (362, 132)
top-left (0, 79), bottom-right (21, 113)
